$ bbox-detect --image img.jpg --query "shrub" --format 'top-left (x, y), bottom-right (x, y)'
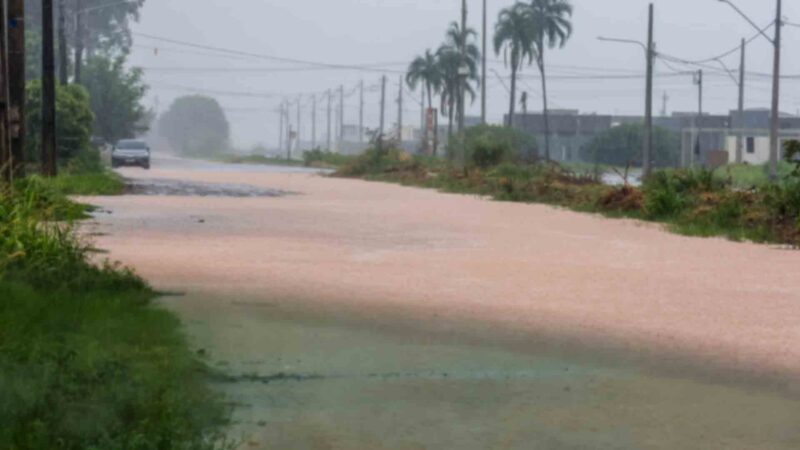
top-left (25, 81), bottom-right (95, 165)
top-left (452, 125), bottom-right (537, 168)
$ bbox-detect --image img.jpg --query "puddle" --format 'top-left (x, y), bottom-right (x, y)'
top-left (124, 178), bottom-right (291, 198)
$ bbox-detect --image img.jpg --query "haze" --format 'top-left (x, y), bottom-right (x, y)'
top-left (128, 0), bottom-right (800, 148)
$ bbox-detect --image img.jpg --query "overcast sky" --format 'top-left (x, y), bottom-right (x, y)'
top-left (128, 0), bottom-right (800, 149)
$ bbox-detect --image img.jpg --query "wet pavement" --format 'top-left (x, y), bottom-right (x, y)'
top-left (82, 156), bottom-right (800, 449)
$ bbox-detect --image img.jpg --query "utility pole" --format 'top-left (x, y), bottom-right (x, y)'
top-left (74, 0), bottom-right (84, 84)
top-left (643, 2), bottom-right (654, 178)
top-left (693, 69), bottom-right (703, 168)
top-left (311, 94), bottom-right (317, 149)
top-left (768, 0), bottom-right (782, 180)
top-left (736, 38), bottom-right (746, 164)
top-left (326, 89), bottom-right (332, 151)
top-left (296, 96), bottom-right (301, 153)
top-left (397, 76), bottom-right (403, 141)
top-left (481, 0), bottom-right (487, 124)
top-left (278, 101), bottom-right (284, 153)
top-left (58, 0), bottom-right (68, 85)
top-left (359, 80), bottom-right (364, 144)
top-left (0, 0), bottom-right (10, 183)
top-left (338, 85), bottom-right (344, 150)
top-left (379, 75), bottom-right (386, 141)
top-left (42, 0), bottom-right (58, 177)
top-left (286, 126), bottom-right (292, 161)
top-left (661, 92), bottom-right (669, 117)
top-left (8, 0), bottom-right (25, 178)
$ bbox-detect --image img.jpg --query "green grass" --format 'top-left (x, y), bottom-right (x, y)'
top-left (715, 162), bottom-right (794, 188)
top-left (42, 171), bottom-right (126, 196)
top-left (0, 182), bottom-right (232, 449)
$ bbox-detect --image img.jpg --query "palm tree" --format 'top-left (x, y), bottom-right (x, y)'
top-left (529, 0), bottom-right (573, 161)
top-left (438, 22), bottom-right (480, 145)
top-left (406, 50), bottom-right (442, 156)
top-left (494, 2), bottom-right (536, 128)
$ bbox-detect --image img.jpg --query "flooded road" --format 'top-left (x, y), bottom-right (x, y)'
top-left (82, 156), bottom-right (800, 449)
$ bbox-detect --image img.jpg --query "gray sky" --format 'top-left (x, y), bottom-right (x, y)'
top-left (129, 0), bottom-right (800, 149)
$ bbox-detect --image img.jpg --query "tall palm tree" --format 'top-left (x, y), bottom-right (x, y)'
top-left (494, 2), bottom-right (536, 128)
top-left (406, 49), bottom-right (442, 156)
top-left (529, 0), bottom-right (573, 161)
top-left (438, 22), bottom-right (480, 145)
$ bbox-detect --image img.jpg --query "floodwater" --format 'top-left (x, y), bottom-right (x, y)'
top-left (82, 157), bottom-right (800, 449)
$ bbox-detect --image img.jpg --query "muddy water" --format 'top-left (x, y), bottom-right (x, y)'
top-left (163, 294), bottom-right (800, 450)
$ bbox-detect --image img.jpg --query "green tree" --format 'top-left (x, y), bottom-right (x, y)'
top-left (25, 80), bottom-right (94, 164)
top-left (465, 124), bottom-right (537, 168)
top-left (582, 123), bottom-right (680, 168)
top-left (406, 49), bottom-right (442, 156)
top-left (437, 22), bottom-right (480, 145)
top-left (81, 56), bottom-right (148, 144)
top-left (494, 2), bottom-right (537, 127)
top-left (158, 96), bottom-right (230, 157)
top-left (529, 0), bottom-right (573, 161)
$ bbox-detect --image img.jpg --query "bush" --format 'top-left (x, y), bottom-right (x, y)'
top-left (25, 80), bottom-right (95, 165)
top-left (303, 148), bottom-right (354, 168)
top-left (449, 125), bottom-right (537, 168)
top-left (583, 123), bottom-right (680, 168)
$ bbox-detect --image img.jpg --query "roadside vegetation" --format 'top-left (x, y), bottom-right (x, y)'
top-left (335, 130), bottom-right (800, 247)
top-left (218, 147), bottom-right (357, 169)
top-left (0, 180), bottom-right (232, 449)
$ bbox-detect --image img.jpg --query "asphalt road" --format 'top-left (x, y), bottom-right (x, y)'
top-left (81, 156), bottom-right (800, 450)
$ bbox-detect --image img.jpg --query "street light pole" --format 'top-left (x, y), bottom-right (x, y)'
top-left (717, 0), bottom-right (782, 180)
top-left (598, 14), bottom-right (655, 177)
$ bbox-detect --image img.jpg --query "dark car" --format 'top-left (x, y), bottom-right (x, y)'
top-left (112, 139), bottom-right (151, 169)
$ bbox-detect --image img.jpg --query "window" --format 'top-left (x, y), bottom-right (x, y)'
top-left (746, 137), bottom-right (755, 154)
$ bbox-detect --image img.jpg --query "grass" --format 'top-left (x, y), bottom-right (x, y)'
top-left (334, 148), bottom-right (800, 247)
top-left (218, 150), bottom-right (356, 169)
top-left (715, 162), bottom-right (794, 188)
top-left (40, 171), bottom-right (126, 196)
top-left (0, 181), bottom-right (232, 449)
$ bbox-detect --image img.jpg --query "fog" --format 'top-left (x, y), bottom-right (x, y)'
top-left (128, 0), bottom-right (800, 149)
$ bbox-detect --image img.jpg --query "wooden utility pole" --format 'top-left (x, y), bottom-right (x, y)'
top-left (42, 0), bottom-right (58, 177)
top-left (359, 80), bottom-right (364, 143)
top-left (379, 75), bottom-right (386, 140)
top-left (736, 38), bottom-right (746, 164)
top-left (397, 76), bottom-right (403, 141)
top-left (0, 0), bottom-right (10, 183)
top-left (311, 94), bottom-right (317, 149)
top-left (8, 0), bottom-right (26, 178)
top-left (768, 0), bottom-right (782, 180)
top-left (58, 0), bottom-right (68, 85)
top-left (278, 101), bottom-right (284, 153)
top-left (326, 89), bottom-right (332, 151)
top-left (338, 85), bottom-right (344, 150)
top-left (643, 2), bottom-right (654, 178)
top-left (296, 96), bottom-right (301, 152)
top-left (74, 0), bottom-right (84, 84)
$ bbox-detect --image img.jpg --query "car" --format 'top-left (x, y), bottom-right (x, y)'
top-left (112, 139), bottom-right (151, 169)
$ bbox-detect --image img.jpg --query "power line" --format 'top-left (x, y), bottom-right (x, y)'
top-left (134, 32), bottom-right (405, 74)
top-left (659, 21), bottom-right (775, 65)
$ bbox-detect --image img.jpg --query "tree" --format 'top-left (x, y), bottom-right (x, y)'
top-left (25, 0), bottom-right (147, 82)
top-left (81, 55), bottom-right (148, 144)
top-left (158, 96), bottom-right (229, 157)
top-left (437, 22), bottom-right (480, 147)
top-left (529, 0), bottom-right (573, 161)
top-left (582, 123), bottom-right (680, 168)
top-left (25, 80), bottom-right (94, 164)
top-left (494, 2), bottom-right (536, 128)
top-left (406, 49), bottom-right (442, 156)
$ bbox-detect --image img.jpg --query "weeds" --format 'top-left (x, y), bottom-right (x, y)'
top-left (0, 182), bottom-right (231, 449)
